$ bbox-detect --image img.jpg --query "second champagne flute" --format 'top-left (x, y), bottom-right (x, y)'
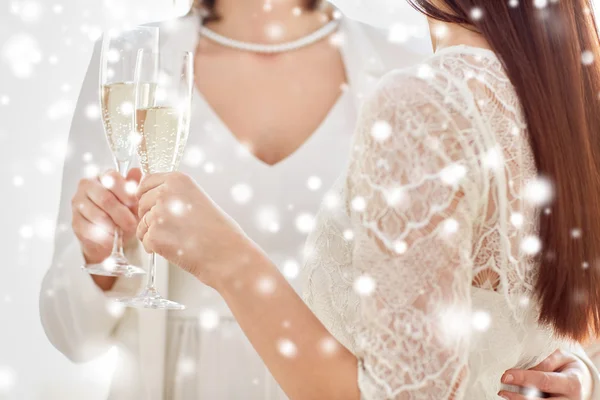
top-left (84, 26), bottom-right (158, 277)
top-left (117, 51), bottom-right (194, 310)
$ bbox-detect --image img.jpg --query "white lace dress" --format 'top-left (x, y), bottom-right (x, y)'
top-left (302, 45), bottom-right (573, 399)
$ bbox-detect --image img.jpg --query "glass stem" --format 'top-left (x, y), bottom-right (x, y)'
top-left (111, 160), bottom-right (130, 258)
top-left (146, 253), bottom-right (157, 290)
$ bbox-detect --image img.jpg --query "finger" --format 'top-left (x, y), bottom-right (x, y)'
top-left (141, 224), bottom-right (158, 254)
top-left (99, 170), bottom-right (138, 208)
top-left (497, 390), bottom-right (552, 400)
top-left (136, 211), bottom-right (151, 243)
top-left (138, 186), bottom-right (163, 220)
top-left (86, 181), bottom-right (138, 234)
top-left (531, 350), bottom-right (577, 372)
top-left (137, 173), bottom-right (169, 198)
top-left (74, 197), bottom-right (114, 232)
top-left (502, 370), bottom-right (570, 395)
top-left (73, 217), bottom-right (114, 247)
top-left (126, 167), bottom-right (143, 183)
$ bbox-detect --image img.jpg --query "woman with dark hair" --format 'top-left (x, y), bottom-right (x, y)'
top-left (131, 0), bottom-right (600, 398)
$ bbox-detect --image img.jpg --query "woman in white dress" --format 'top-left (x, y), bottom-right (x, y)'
top-left (40, 1), bottom-right (430, 398)
top-left (128, 0), bottom-right (600, 399)
top-left (39, 0), bottom-right (598, 399)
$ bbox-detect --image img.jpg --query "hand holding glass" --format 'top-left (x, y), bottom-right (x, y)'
top-left (83, 26), bottom-right (158, 277)
top-left (117, 51), bottom-right (193, 310)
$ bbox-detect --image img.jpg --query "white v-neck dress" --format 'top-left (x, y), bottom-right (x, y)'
top-left (163, 88), bottom-right (355, 399)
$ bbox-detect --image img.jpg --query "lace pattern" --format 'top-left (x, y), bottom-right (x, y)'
top-left (302, 46), bottom-right (555, 399)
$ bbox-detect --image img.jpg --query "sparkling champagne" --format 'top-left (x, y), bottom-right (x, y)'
top-left (136, 106), bottom-right (190, 174)
top-left (101, 82), bottom-right (156, 163)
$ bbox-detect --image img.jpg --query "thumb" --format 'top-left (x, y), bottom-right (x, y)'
top-left (126, 167), bottom-right (143, 183)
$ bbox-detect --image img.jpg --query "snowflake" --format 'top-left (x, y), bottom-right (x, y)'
top-left (388, 23), bottom-right (409, 44)
top-left (85, 104), bottom-right (100, 120)
top-left (47, 99), bottom-right (73, 120)
top-left (470, 7), bottom-right (483, 20)
top-left (508, 0), bottom-right (519, 7)
top-left (0, 96), bottom-right (9, 105)
top-left (534, 0), bottom-right (548, 9)
top-left (351, 196), bottom-right (366, 212)
top-left (440, 164), bottom-right (467, 185)
top-left (168, 199), bottom-right (185, 216)
top-left (101, 175), bottom-right (115, 189)
top-left (125, 180), bottom-right (138, 194)
top-left (183, 146), bottom-right (205, 167)
top-left (319, 337), bottom-right (339, 355)
top-left (295, 213), bottom-right (315, 233)
top-left (524, 177), bottom-right (554, 206)
top-left (178, 357), bottom-right (196, 376)
top-left (277, 339), bottom-right (297, 358)
top-left (2, 33), bottom-right (42, 78)
top-left (353, 275), bottom-right (376, 296)
top-left (265, 23), bottom-right (284, 40)
top-left (231, 183), bottom-right (253, 204)
top-left (510, 212), bottom-right (524, 228)
top-left (583, 262), bottom-right (590, 270)
top-left (432, 24), bottom-right (448, 40)
top-left (19, 225), bottom-right (34, 239)
top-left (257, 276), bottom-right (276, 295)
top-left (13, 176), bottom-right (24, 187)
top-left (282, 260), bottom-right (300, 279)
top-left (343, 229), bottom-right (354, 241)
top-left (571, 228), bottom-right (582, 239)
top-left (200, 309), bottom-right (220, 331)
top-left (472, 311), bottom-right (491, 332)
top-left (35, 217), bottom-right (56, 240)
top-left (204, 162), bottom-right (215, 174)
top-left (257, 206), bottom-right (280, 233)
top-left (483, 146), bottom-right (504, 171)
top-left (0, 366), bottom-right (16, 393)
top-left (582, 50), bottom-right (594, 66)
top-left (393, 240), bottom-right (408, 254)
top-left (384, 187), bottom-right (405, 207)
top-left (521, 235), bottom-right (541, 255)
top-left (306, 176), bottom-right (322, 191)
top-left (263, 2), bottom-right (272, 12)
top-left (443, 218), bottom-right (459, 234)
top-left (292, 6), bottom-right (302, 16)
top-left (323, 192), bottom-right (340, 209)
top-left (417, 64), bottom-right (435, 79)
top-left (17, 1), bottom-right (42, 23)
top-left (371, 120), bottom-right (392, 142)
top-left (52, 4), bottom-right (63, 14)
top-left (106, 302), bottom-right (125, 318)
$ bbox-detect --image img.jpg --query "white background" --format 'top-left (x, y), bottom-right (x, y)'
top-left (0, 0), bottom-right (422, 399)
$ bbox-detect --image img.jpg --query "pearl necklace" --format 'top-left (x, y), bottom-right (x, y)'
top-left (199, 18), bottom-right (341, 54)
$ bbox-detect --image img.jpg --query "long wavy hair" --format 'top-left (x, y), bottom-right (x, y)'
top-left (191, 0), bottom-right (322, 21)
top-left (408, 0), bottom-right (600, 341)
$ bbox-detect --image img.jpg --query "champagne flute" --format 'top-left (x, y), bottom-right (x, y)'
top-left (117, 51), bottom-right (193, 310)
top-left (83, 26), bottom-right (159, 277)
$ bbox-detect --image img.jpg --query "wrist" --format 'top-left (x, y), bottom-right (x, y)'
top-left (207, 237), bottom-right (271, 294)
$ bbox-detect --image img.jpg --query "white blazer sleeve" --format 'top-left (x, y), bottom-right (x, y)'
top-left (567, 343), bottom-right (600, 399)
top-left (39, 38), bottom-right (145, 363)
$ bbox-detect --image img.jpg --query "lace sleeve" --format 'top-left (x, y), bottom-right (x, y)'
top-left (346, 70), bottom-right (486, 399)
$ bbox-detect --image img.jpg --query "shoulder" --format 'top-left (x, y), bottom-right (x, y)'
top-left (342, 17), bottom-right (433, 71)
top-left (367, 55), bottom-right (474, 115)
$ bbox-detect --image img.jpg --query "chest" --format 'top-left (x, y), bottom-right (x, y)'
top-left (194, 45), bottom-right (347, 165)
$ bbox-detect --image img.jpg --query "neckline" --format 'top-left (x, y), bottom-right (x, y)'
top-left (193, 87), bottom-right (351, 169)
top-left (434, 44), bottom-right (498, 60)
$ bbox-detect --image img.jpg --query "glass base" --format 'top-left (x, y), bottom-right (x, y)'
top-left (82, 253), bottom-right (146, 277)
top-left (115, 287), bottom-right (185, 310)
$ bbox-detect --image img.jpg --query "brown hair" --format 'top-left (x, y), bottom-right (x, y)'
top-left (408, 0), bottom-right (600, 341)
top-left (192, 0), bottom-right (322, 21)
